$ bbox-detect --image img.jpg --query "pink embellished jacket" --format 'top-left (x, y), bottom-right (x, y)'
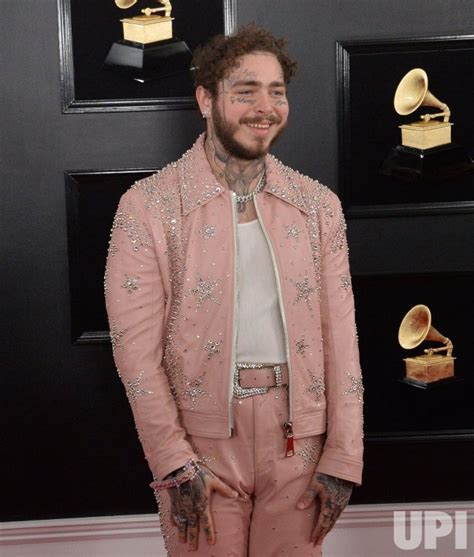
top-left (105, 134), bottom-right (363, 486)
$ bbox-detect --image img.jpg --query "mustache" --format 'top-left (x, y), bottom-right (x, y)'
top-left (240, 115), bottom-right (282, 125)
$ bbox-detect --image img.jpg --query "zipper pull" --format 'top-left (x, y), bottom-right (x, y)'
top-left (283, 421), bottom-right (294, 457)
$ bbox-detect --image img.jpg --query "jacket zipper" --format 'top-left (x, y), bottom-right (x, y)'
top-left (254, 196), bottom-right (294, 456)
top-left (229, 192), bottom-right (239, 436)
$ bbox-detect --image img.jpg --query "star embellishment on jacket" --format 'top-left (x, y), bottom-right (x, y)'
top-left (121, 274), bottom-right (139, 294)
top-left (110, 321), bottom-right (127, 352)
top-left (204, 339), bottom-right (222, 359)
top-left (125, 370), bottom-right (153, 405)
top-left (190, 274), bottom-right (221, 308)
top-left (342, 371), bottom-right (364, 404)
top-left (292, 276), bottom-right (317, 311)
top-left (285, 223), bottom-right (300, 239)
top-left (306, 373), bottom-right (325, 401)
top-left (295, 439), bottom-right (323, 471)
top-left (296, 337), bottom-right (310, 356)
top-left (182, 374), bottom-right (211, 406)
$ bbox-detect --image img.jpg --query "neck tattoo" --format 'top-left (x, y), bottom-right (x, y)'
top-left (235, 170), bottom-right (266, 212)
top-left (204, 131), bottom-right (266, 213)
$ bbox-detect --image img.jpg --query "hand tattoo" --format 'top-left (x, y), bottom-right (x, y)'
top-left (168, 464), bottom-right (237, 550)
top-left (169, 466), bottom-right (211, 549)
top-left (297, 472), bottom-right (353, 547)
top-left (316, 473), bottom-right (353, 511)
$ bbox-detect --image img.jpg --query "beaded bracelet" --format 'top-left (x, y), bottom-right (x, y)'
top-left (150, 460), bottom-right (201, 491)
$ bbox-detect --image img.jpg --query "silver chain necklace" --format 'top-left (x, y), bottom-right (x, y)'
top-left (235, 171), bottom-right (266, 213)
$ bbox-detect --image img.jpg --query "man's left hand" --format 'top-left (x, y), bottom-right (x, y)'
top-left (296, 472), bottom-right (353, 547)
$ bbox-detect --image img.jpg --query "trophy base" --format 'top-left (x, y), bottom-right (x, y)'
top-left (381, 143), bottom-right (474, 182)
top-left (403, 354), bottom-right (456, 386)
top-left (399, 121), bottom-right (452, 150)
top-left (103, 38), bottom-right (192, 83)
top-left (121, 16), bottom-right (174, 44)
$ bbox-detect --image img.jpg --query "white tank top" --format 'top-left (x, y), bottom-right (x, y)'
top-left (236, 219), bottom-right (287, 363)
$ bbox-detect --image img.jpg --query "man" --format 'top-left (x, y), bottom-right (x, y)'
top-left (105, 24), bottom-right (363, 556)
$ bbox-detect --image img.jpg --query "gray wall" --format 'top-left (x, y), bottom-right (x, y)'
top-left (2, 0), bottom-right (473, 521)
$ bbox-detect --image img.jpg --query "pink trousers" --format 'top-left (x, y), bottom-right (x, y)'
top-left (156, 386), bottom-right (324, 556)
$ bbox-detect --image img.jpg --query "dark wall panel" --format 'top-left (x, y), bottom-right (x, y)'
top-left (2, 0), bottom-right (474, 521)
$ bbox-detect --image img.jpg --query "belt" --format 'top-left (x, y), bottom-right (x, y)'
top-left (233, 362), bottom-right (289, 399)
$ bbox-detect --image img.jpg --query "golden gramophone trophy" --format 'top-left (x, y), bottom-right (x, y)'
top-left (104, 1), bottom-right (192, 82)
top-left (398, 304), bottom-right (456, 387)
top-left (395, 68), bottom-right (452, 150)
top-left (382, 68), bottom-right (473, 181)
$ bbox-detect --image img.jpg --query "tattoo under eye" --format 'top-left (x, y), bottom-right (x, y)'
top-left (231, 95), bottom-right (257, 105)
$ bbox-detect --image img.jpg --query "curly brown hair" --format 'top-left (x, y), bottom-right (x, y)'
top-left (191, 24), bottom-right (297, 97)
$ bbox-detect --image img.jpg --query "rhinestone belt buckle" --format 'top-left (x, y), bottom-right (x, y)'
top-left (233, 363), bottom-right (283, 399)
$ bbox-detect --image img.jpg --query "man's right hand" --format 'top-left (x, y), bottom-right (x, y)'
top-left (168, 464), bottom-right (239, 551)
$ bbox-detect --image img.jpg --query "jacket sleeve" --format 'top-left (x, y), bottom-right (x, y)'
top-left (104, 187), bottom-right (196, 483)
top-left (315, 192), bottom-right (364, 485)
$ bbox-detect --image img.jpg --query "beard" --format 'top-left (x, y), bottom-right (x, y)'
top-left (211, 104), bottom-right (287, 161)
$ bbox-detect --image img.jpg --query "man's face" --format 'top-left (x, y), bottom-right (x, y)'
top-left (209, 52), bottom-right (289, 160)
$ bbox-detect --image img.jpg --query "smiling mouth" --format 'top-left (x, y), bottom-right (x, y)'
top-left (246, 122), bottom-right (272, 130)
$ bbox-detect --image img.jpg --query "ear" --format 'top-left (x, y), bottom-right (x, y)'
top-left (195, 86), bottom-right (213, 118)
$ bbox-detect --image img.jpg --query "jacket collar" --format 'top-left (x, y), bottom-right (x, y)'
top-left (179, 134), bottom-right (309, 215)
